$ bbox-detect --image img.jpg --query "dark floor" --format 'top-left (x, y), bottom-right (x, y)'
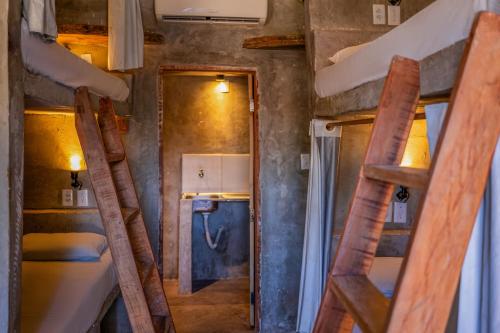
top-left (164, 278), bottom-right (253, 333)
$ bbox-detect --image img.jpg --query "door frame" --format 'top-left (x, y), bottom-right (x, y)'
top-left (157, 64), bottom-right (262, 330)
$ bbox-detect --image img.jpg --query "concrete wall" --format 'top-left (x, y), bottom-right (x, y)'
top-left (56, 1), bottom-right (309, 331)
top-left (162, 75), bottom-right (250, 278)
top-left (192, 201), bottom-right (250, 281)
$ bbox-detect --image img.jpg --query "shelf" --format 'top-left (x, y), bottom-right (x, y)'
top-left (242, 35), bottom-right (305, 50)
top-left (57, 24), bottom-right (165, 47)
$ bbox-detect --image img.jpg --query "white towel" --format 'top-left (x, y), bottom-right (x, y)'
top-left (23, 0), bottom-right (58, 40)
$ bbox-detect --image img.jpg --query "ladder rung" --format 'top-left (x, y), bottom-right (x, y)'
top-left (364, 164), bottom-right (429, 189)
top-left (330, 275), bottom-right (389, 333)
top-left (106, 152), bottom-right (125, 163)
top-left (121, 208), bottom-right (139, 225)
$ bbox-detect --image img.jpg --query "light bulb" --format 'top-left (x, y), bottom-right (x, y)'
top-left (70, 154), bottom-right (82, 171)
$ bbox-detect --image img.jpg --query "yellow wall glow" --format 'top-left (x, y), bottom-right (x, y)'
top-left (401, 119), bottom-right (431, 168)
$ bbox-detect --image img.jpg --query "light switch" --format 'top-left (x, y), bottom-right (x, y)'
top-left (300, 154), bottom-right (310, 170)
top-left (373, 4), bottom-right (386, 25)
top-left (394, 202), bottom-right (407, 224)
top-left (385, 202), bottom-right (393, 223)
top-left (388, 5), bottom-right (401, 25)
top-left (62, 189), bottom-right (73, 207)
top-left (77, 189), bottom-right (89, 207)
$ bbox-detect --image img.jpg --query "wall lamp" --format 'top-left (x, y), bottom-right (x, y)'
top-left (215, 74), bottom-right (230, 93)
top-left (70, 154), bottom-right (83, 190)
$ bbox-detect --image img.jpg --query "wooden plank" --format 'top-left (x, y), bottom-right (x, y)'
top-left (107, 152), bottom-right (125, 163)
top-left (242, 35), bottom-right (305, 49)
top-left (364, 165), bottom-right (429, 189)
top-left (98, 97), bottom-right (176, 333)
top-left (331, 276), bottom-right (389, 333)
top-left (313, 56), bottom-right (420, 333)
top-left (121, 208), bottom-right (139, 225)
top-left (386, 12), bottom-right (500, 333)
top-left (74, 87), bottom-right (155, 332)
top-left (57, 24), bottom-right (165, 46)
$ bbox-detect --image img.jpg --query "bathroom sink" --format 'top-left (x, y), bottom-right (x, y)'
top-left (192, 198), bottom-right (219, 213)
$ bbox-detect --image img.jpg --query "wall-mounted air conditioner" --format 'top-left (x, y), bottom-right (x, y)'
top-left (155, 0), bottom-right (268, 24)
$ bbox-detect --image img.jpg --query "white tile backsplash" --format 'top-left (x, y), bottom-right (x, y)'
top-left (222, 154), bottom-right (250, 193)
top-left (182, 154), bottom-right (222, 193)
top-left (181, 154), bottom-right (249, 194)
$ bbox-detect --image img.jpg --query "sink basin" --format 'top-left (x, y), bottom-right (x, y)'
top-left (192, 199), bottom-right (219, 213)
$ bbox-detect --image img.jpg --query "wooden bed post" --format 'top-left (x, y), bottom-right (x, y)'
top-left (313, 12), bottom-right (500, 333)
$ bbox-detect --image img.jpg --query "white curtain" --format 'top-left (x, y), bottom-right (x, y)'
top-left (425, 103), bottom-right (500, 333)
top-left (108, 0), bottom-right (144, 71)
top-left (22, 0), bottom-right (58, 40)
top-left (296, 120), bottom-right (341, 333)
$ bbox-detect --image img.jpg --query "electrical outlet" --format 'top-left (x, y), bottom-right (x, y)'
top-left (394, 202), bottom-right (407, 224)
top-left (77, 189), bottom-right (89, 207)
top-left (385, 202), bottom-right (393, 223)
top-left (300, 154), bottom-right (310, 170)
top-left (62, 189), bottom-right (73, 207)
top-left (388, 5), bottom-right (401, 25)
top-left (373, 4), bottom-right (386, 25)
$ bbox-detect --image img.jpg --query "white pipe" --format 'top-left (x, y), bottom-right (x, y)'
top-left (202, 212), bottom-right (224, 250)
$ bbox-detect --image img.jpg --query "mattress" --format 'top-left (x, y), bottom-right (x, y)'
top-left (21, 249), bottom-right (118, 333)
top-left (21, 19), bottom-right (129, 102)
top-left (315, 0), bottom-right (494, 98)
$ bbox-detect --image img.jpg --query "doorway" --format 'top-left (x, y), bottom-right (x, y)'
top-left (158, 65), bottom-right (260, 332)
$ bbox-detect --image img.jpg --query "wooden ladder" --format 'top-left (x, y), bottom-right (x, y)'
top-left (313, 12), bottom-right (499, 333)
top-left (75, 88), bottom-right (176, 333)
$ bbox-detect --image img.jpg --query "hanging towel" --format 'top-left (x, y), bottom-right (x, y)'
top-left (296, 120), bottom-right (341, 333)
top-left (425, 103), bottom-right (500, 333)
top-left (22, 0), bottom-right (58, 40)
top-left (108, 0), bottom-right (144, 71)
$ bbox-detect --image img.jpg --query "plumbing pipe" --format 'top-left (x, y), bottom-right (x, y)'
top-left (202, 212), bottom-right (224, 250)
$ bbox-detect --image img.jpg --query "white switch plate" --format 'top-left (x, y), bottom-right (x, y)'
top-left (373, 4), bottom-right (386, 25)
top-left (388, 5), bottom-right (401, 25)
top-left (77, 189), bottom-right (89, 207)
top-left (300, 154), bottom-right (310, 170)
top-left (62, 189), bottom-right (73, 207)
top-left (394, 202), bottom-right (407, 224)
top-left (385, 202), bottom-right (393, 223)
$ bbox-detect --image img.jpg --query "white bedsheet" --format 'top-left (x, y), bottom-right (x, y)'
top-left (21, 249), bottom-right (118, 333)
top-left (21, 19), bottom-right (129, 102)
top-left (315, 0), bottom-right (494, 98)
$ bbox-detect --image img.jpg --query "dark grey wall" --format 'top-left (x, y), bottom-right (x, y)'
top-left (162, 75), bottom-right (250, 278)
top-left (192, 201), bottom-right (250, 281)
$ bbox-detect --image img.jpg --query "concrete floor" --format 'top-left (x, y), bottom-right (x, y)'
top-left (164, 278), bottom-right (254, 333)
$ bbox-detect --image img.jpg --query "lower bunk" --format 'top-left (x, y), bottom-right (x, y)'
top-left (21, 232), bottom-right (119, 333)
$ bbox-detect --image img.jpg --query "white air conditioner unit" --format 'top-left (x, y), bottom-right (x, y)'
top-left (155, 0), bottom-right (268, 24)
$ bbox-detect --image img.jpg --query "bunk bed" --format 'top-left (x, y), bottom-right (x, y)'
top-left (21, 233), bottom-right (119, 333)
top-left (21, 18), bottom-right (130, 105)
top-left (314, 0), bottom-right (498, 115)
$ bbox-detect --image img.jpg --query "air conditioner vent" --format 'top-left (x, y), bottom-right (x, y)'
top-left (161, 15), bottom-right (261, 24)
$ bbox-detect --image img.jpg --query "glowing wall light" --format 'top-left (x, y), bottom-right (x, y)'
top-left (69, 154), bottom-right (83, 189)
top-left (215, 74), bottom-right (230, 93)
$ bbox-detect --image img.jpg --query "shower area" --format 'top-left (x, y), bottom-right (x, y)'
top-left (160, 69), bottom-right (256, 331)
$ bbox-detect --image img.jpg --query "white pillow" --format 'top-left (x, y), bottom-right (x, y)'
top-left (23, 233), bottom-right (108, 262)
top-left (328, 42), bottom-right (370, 64)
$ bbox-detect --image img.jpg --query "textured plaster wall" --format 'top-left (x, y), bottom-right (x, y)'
top-left (56, 1), bottom-right (309, 331)
top-left (162, 75), bottom-right (250, 277)
top-left (24, 113), bottom-right (97, 209)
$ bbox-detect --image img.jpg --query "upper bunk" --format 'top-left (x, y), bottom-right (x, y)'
top-left (312, 0), bottom-right (499, 117)
top-left (21, 18), bottom-right (130, 110)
